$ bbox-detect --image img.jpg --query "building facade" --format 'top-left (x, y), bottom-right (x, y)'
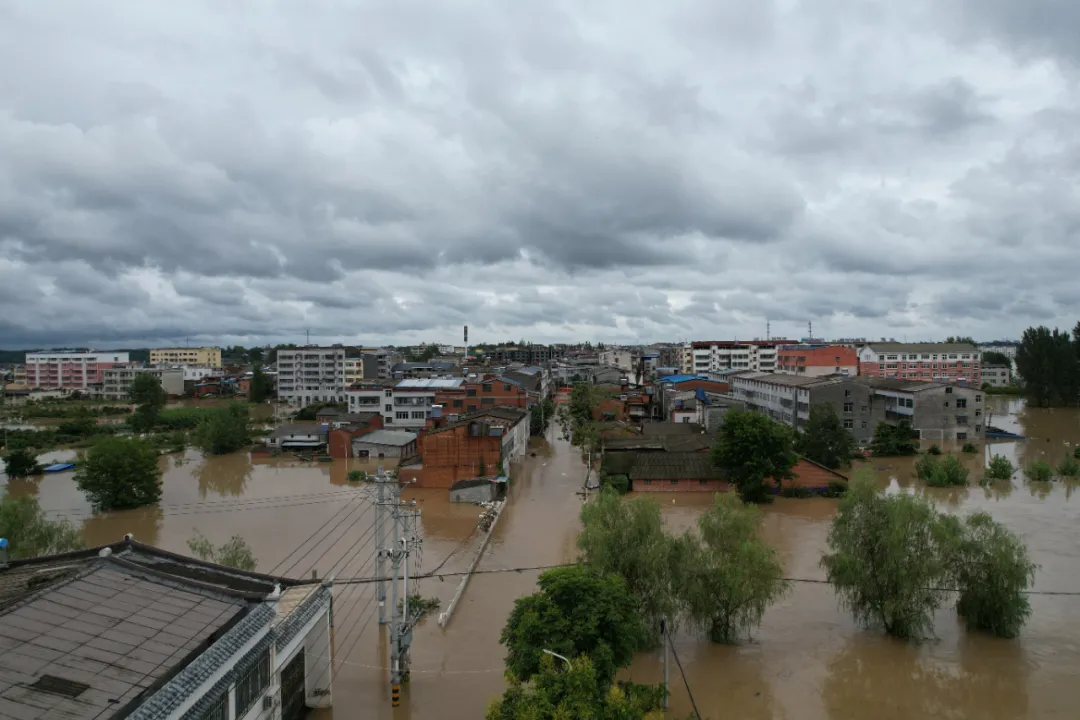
top-left (149, 346), bottom-right (222, 367)
top-left (689, 340), bottom-right (789, 375)
top-left (102, 367), bottom-right (185, 399)
top-left (276, 347), bottom-right (346, 407)
top-left (435, 378), bottom-right (528, 414)
top-left (401, 407), bottom-right (529, 488)
top-left (857, 343), bottom-right (982, 385)
top-left (982, 364), bottom-right (1012, 387)
top-left (25, 350), bottom-right (131, 390)
top-left (346, 378), bottom-right (465, 430)
top-left (490, 345), bottom-right (563, 365)
top-left (776, 344), bottom-right (858, 377)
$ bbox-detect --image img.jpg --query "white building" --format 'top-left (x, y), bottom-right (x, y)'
top-left (0, 536), bottom-right (333, 720)
top-left (101, 367), bottom-right (185, 399)
top-left (689, 341), bottom-right (786, 375)
top-left (346, 378), bottom-right (464, 430)
top-left (982, 364), bottom-right (1013, 387)
top-left (276, 348), bottom-right (345, 407)
top-left (24, 350), bottom-right (130, 391)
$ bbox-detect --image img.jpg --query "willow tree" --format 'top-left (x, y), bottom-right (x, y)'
top-left (820, 472), bottom-right (954, 639)
top-left (578, 488), bottom-right (679, 642)
top-left (948, 512), bottom-right (1036, 638)
top-left (677, 493), bottom-right (789, 643)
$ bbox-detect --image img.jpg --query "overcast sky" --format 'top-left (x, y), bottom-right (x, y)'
top-left (1, 1), bottom-right (1077, 349)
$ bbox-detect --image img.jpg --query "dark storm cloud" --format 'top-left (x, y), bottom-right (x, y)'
top-left (0, 0), bottom-right (1077, 348)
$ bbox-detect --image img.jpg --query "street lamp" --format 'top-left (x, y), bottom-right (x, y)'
top-left (542, 649), bottom-right (572, 672)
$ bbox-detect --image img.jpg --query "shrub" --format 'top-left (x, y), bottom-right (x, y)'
top-left (986, 454), bottom-right (1016, 481)
top-left (949, 512), bottom-right (1036, 638)
top-left (347, 470), bottom-right (366, 483)
top-left (600, 473), bottom-right (630, 494)
top-left (926, 444), bottom-right (942, 455)
top-left (822, 480), bottom-right (848, 498)
top-left (961, 442), bottom-right (978, 454)
top-left (3, 448), bottom-right (42, 478)
top-left (193, 403), bottom-right (251, 455)
top-left (1058, 456), bottom-right (1080, 478)
top-left (1024, 459), bottom-right (1054, 483)
top-left (914, 453), bottom-right (939, 482)
top-left (187, 531), bottom-right (257, 570)
top-left (925, 455), bottom-right (969, 488)
top-left (779, 485), bottom-right (813, 498)
top-left (0, 496), bottom-right (83, 559)
top-left (1075, 447), bottom-right (1080, 461)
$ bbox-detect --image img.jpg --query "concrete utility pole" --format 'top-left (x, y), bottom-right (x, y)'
top-left (376, 469), bottom-right (421, 708)
top-left (661, 619), bottom-right (669, 710)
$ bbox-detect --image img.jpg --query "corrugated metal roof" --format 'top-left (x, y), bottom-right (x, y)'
top-left (354, 429), bottom-right (419, 446)
top-left (396, 378), bottom-right (464, 389)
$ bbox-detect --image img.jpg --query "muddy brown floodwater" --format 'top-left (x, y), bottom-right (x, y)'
top-left (2, 397), bottom-right (1079, 718)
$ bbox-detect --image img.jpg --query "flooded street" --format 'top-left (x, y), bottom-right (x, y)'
top-left (2, 397), bottom-right (1080, 717)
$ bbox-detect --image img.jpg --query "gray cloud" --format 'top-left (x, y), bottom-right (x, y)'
top-left (0, 0), bottom-right (1077, 349)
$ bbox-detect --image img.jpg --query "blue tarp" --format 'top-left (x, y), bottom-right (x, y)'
top-left (42, 463), bottom-right (76, 473)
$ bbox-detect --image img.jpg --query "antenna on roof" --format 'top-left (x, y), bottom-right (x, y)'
top-left (808, 321), bottom-right (812, 341)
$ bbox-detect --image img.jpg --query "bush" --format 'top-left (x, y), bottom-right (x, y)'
top-left (986, 454), bottom-right (1016, 481)
top-left (3, 448), bottom-right (42, 478)
top-left (0, 496), bottom-right (84, 559)
top-left (1058, 457), bottom-right (1080, 478)
top-left (600, 473), bottom-right (630, 494)
top-left (926, 444), bottom-right (942, 455)
top-left (347, 470), bottom-right (366, 483)
top-left (961, 442), bottom-right (978, 454)
top-left (925, 455), bottom-right (969, 488)
top-left (187, 531), bottom-right (257, 570)
top-left (822, 480), bottom-right (848, 498)
top-left (193, 403), bottom-right (251, 455)
top-left (1024, 459), bottom-right (1054, 483)
top-left (914, 453), bottom-right (939, 482)
top-left (948, 512), bottom-right (1036, 638)
top-left (1075, 447), bottom-right (1080, 460)
top-left (779, 485), bottom-right (813, 498)
top-left (156, 408), bottom-right (210, 430)
top-left (75, 436), bottom-right (162, 511)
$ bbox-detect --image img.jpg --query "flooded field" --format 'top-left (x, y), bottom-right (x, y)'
top-left (2, 396), bottom-right (1080, 717)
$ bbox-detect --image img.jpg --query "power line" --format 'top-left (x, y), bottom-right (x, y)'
top-left (667, 633), bottom-right (702, 720)
top-left (43, 488), bottom-right (366, 518)
top-left (267, 491), bottom-right (371, 574)
top-left (271, 494), bottom-right (372, 577)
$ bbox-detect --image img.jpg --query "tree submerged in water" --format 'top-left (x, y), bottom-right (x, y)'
top-left (187, 531), bottom-right (257, 571)
top-left (0, 496), bottom-right (83, 560)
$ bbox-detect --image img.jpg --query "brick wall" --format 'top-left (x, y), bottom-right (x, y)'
top-left (436, 380), bottom-right (528, 414)
top-left (415, 424), bottom-right (504, 488)
top-left (327, 416), bottom-right (385, 458)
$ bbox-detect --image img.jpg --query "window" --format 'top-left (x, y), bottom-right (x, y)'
top-left (643, 479), bottom-right (652, 485)
top-left (467, 404), bottom-right (477, 411)
top-left (861, 421), bottom-right (868, 429)
top-left (197, 693), bottom-right (228, 720)
top-left (879, 364), bottom-right (885, 370)
top-left (481, 397), bottom-right (494, 405)
top-left (396, 411), bottom-right (409, 419)
top-left (670, 479), bottom-right (679, 485)
top-left (385, 416), bottom-right (393, 423)
top-left (957, 415), bottom-right (968, 425)
top-left (944, 401), bottom-right (950, 408)
top-left (843, 419), bottom-right (854, 429)
top-left (699, 479), bottom-right (709, 485)
top-left (843, 402), bottom-right (853, 413)
top-left (411, 411), bottom-right (425, 419)
top-left (504, 384), bottom-right (513, 392)
top-left (975, 395), bottom-right (982, 403)
top-left (385, 404), bottom-right (392, 412)
top-left (975, 424), bottom-right (981, 432)
top-left (957, 432), bottom-right (967, 441)
top-left (385, 389), bottom-right (393, 397)
top-left (453, 399), bottom-right (463, 408)
top-left (467, 389), bottom-right (477, 397)
top-left (945, 387), bottom-right (953, 394)
top-left (482, 383), bottom-right (492, 392)
top-left (956, 398), bottom-right (967, 409)
top-left (235, 649), bottom-right (270, 718)
top-left (844, 389), bottom-right (851, 397)
top-left (975, 409), bottom-right (981, 417)
top-left (861, 405), bottom-right (868, 412)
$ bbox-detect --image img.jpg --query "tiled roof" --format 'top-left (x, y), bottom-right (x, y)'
top-left (630, 452), bottom-right (724, 481)
top-left (425, 406), bottom-right (527, 435)
top-left (354, 429), bottom-right (419, 447)
top-left (641, 422), bottom-right (703, 437)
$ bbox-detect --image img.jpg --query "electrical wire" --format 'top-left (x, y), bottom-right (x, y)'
top-left (42, 488), bottom-right (364, 517)
top-left (267, 491), bottom-right (370, 574)
top-left (271, 494), bottom-right (372, 577)
top-left (667, 633), bottom-right (702, 720)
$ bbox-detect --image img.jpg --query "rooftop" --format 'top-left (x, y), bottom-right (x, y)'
top-left (269, 423), bottom-right (324, 438)
top-left (396, 378), bottom-right (464, 389)
top-left (734, 372), bottom-right (836, 387)
top-left (354, 429), bottom-right (419, 447)
top-left (641, 422), bottom-right (704, 437)
top-left (656, 374), bottom-right (709, 384)
top-left (867, 377), bottom-right (955, 393)
top-left (0, 538), bottom-right (313, 719)
top-left (863, 342), bottom-right (979, 353)
top-left (426, 406), bottom-right (528, 435)
top-left (630, 452), bottom-right (724, 481)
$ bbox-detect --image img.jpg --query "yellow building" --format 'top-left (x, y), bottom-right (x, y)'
top-left (150, 347), bottom-right (222, 367)
top-left (344, 358), bottom-right (364, 386)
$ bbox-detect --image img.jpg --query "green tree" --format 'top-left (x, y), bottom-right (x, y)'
top-left (249, 366), bottom-right (274, 403)
top-left (945, 336), bottom-right (976, 345)
top-left (1016, 325), bottom-right (1080, 407)
top-left (193, 403), bottom-right (251, 455)
top-left (0, 496), bottom-right (84, 559)
top-left (75, 436), bottom-right (162, 511)
top-left (676, 494), bottom-right (789, 643)
top-left (710, 409), bottom-right (797, 503)
top-left (130, 373), bottom-right (168, 433)
top-left (3, 448), bottom-right (42, 477)
top-left (1024, 459), bottom-right (1054, 482)
top-left (946, 512), bottom-right (1036, 638)
top-left (868, 421), bottom-right (920, 456)
top-left (798, 404), bottom-right (856, 469)
top-left (1058, 456), bottom-right (1080, 478)
top-left (187, 531), bottom-right (257, 570)
top-left (981, 350), bottom-right (1012, 367)
top-left (820, 472), bottom-right (954, 639)
top-left (500, 565), bottom-right (645, 687)
top-left (986, 454), bottom-right (1016, 482)
top-left (578, 488), bottom-right (679, 641)
top-left (486, 655), bottom-right (665, 720)
top-left (917, 454), bottom-right (969, 487)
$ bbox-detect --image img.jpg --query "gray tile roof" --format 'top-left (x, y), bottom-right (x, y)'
top-left (353, 429), bottom-right (418, 447)
top-left (864, 342), bottom-right (979, 353)
top-left (630, 452), bottom-right (723, 481)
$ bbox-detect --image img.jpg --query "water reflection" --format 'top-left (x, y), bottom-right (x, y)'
top-left (81, 506), bottom-right (163, 548)
top-left (193, 452), bottom-right (252, 498)
top-left (4, 474), bottom-right (42, 499)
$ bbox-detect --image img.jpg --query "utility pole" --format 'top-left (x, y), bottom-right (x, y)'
top-left (376, 470), bottom-right (421, 708)
top-left (661, 618), bottom-right (669, 711)
top-left (375, 469), bottom-right (388, 625)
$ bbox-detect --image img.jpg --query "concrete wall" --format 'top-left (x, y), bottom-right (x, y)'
top-left (807, 380), bottom-right (883, 445)
top-left (449, 479), bottom-right (499, 503)
top-left (912, 385), bottom-right (984, 442)
top-left (351, 439), bottom-right (415, 458)
top-left (416, 426), bottom-right (503, 488)
top-left (327, 418), bottom-right (384, 458)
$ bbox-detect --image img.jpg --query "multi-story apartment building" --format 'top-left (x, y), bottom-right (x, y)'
top-left (276, 347), bottom-right (345, 406)
top-left (732, 373), bottom-right (984, 444)
top-left (857, 343), bottom-right (981, 385)
top-left (982, 364), bottom-right (1012, 387)
top-left (102, 367), bottom-right (185, 399)
top-left (690, 340), bottom-right (789, 375)
top-left (776, 344), bottom-right (858, 377)
top-left (490, 344), bottom-right (563, 365)
top-left (346, 378), bottom-right (465, 430)
top-left (149, 346), bottom-right (222, 367)
top-left (435, 377), bottom-right (529, 414)
top-left (25, 350), bottom-right (130, 390)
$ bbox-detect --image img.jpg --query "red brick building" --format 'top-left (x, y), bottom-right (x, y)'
top-left (327, 414), bottom-right (385, 458)
top-left (434, 378), bottom-right (528, 414)
top-left (777, 344), bottom-right (858, 377)
top-left (628, 454), bottom-right (846, 493)
top-left (399, 407), bottom-right (529, 488)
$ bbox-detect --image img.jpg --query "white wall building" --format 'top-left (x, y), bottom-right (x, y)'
top-left (346, 378), bottom-right (464, 430)
top-left (25, 350), bottom-right (130, 390)
top-left (689, 341), bottom-right (786, 375)
top-left (276, 348), bottom-right (345, 407)
top-left (102, 367), bottom-right (185, 399)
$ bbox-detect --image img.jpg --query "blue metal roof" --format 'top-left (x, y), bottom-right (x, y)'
top-left (657, 374), bottom-right (708, 384)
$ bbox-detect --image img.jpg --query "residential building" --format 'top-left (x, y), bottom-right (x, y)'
top-left (857, 342), bottom-right (982, 385)
top-left (350, 429), bottom-right (419, 458)
top-left (264, 423), bottom-right (327, 449)
top-left (982, 364), bottom-right (1012, 387)
top-left (776, 344), bottom-right (858, 377)
top-left (676, 343), bottom-right (694, 374)
top-left (435, 378), bottom-right (528, 414)
top-left (389, 361), bottom-right (459, 379)
top-left (732, 373), bottom-right (985, 444)
top-left (175, 366), bottom-right (225, 382)
top-left (346, 378), bottom-right (464, 430)
top-left (490, 345), bottom-right (563, 365)
top-left (276, 347), bottom-right (346, 406)
top-left (689, 340), bottom-right (790, 375)
top-left (399, 407), bottom-right (529, 488)
top-left (101, 367), bottom-right (185, 400)
top-left (978, 343), bottom-right (1018, 361)
top-left (599, 349), bottom-right (638, 372)
top-left (326, 413), bottom-right (384, 458)
top-left (655, 375), bottom-right (731, 421)
top-left (501, 366), bottom-right (549, 402)
top-left (0, 536), bottom-right (333, 719)
top-left (149, 346), bottom-right (222, 367)
top-left (25, 350), bottom-right (131, 391)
